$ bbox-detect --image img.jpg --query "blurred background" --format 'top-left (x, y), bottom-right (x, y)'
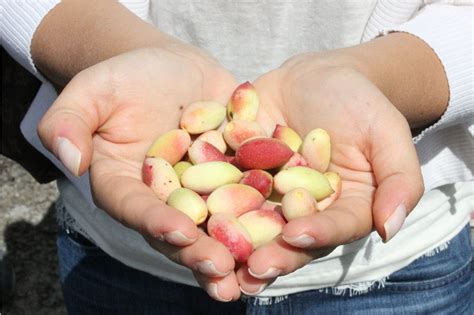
top-left (1, 48), bottom-right (66, 314)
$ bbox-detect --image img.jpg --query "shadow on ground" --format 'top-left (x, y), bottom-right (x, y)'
top-left (1, 203), bottom-right (66, 314)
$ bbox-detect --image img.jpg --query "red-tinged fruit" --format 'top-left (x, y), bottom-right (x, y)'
top-left (281, 188), bottom-right (318, 221)
top-left (317, 172), bottom-right (342, 211)
top-left (180, 101), bottom-right (226, 134)
top-left (207, 184), bottom-right (265, 216)
top-left (301, 128), bottom-right (331, 173)
top-left (240, 169), bottom-right (273, 198)
top-left (227, 81), bottom-right (259, 121)
top-left (223, 120), bottom-right (267, 151)
top-left (272, 124), bottom-right (303, 152)
top-left (146, 129), bottom-right (191, 165)
top-left (235, 138), bottom-right (293, 170)
top-left (238, 210), bottom-right (286, 248)
top-left (259, 200), bottom-right (283, 215)
top-left (279, 152), bottom-right (309, 170)
top-left (188, 140), bottom-right (226, 164)
top-left (142, 157), bottom-right (181, 202)
top-left (207, 213), bottom-right (254, 262)
top-left (196, 130), bottom-right (227, 153)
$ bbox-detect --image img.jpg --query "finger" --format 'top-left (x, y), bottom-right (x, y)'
top-left (37, 66), bottom-right (112, 176)
top-left (145, 230), bottom-right (235, 278)
top-left (245, 236), bottom-right (333, 280)
top-left (369, 108), bottom-right (424, 242)
top-left (237, 265), bottom-right (274, 296)
top-left (194, 270), bottom-right (241, 302)
top-left (91, 162), bottom-right (199, 246)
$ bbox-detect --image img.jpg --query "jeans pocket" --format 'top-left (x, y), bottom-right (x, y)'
top-left (59, 229), bottom-right (104, 255)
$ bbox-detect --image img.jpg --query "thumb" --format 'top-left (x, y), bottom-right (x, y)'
top-left (370, 110), bottom-right (424, 242)
top-left (38, 70), bottom-right (107, 176)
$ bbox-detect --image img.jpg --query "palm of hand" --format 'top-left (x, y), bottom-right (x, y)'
top-left (236, 65), bottom-right (422, 293)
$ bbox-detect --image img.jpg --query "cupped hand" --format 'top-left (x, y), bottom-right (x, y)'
top-left (238, 54), bottom-right (424, 295)
top-left (38, 45), bottom-right (241, 302)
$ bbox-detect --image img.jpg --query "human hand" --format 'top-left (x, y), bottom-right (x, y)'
top-left (38, 46), bottom-right (243, 301)
top-left (237, 54), bottom-right (424, 294)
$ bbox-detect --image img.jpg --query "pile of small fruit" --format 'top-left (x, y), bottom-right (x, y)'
top-left (142, 82), bottom-right (341, 263)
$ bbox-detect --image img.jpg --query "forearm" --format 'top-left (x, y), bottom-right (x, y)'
top-left (342, 33), bottom-right (449, 129)
top-left (31, 0), bottom-right (170, 86)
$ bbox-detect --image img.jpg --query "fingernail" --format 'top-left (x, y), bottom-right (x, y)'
top-left (206, 283), bottom-right (232, 302)
top-left (248, 267), bottom-right (281, 279)
top-left (195, 260), bottom-right (229, 277)
top-left (56, 137), bottom-right (81, 176)
top-left (164, 231), bottom-right (196, 246)
top-left (384, 203), bottom-right (406, 242)
top-left (240, 284), bottom-right (267, 296)
top-left (282, 234), bottom-right (316, 248)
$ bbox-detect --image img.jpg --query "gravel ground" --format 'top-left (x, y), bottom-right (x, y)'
top-left (0, 155), bottom-right (66, 314)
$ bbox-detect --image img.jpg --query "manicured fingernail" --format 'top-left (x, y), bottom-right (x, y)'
top-left (282, 234), bottom-right (315, 248)
top-left (195, 260), bottom-right (229, 277)
top-left (240, 284), bottom-right (267, 296)
top-left (248, 267), bottom-right (281, 279)
top-left (164, 231), bottom-right (196, 246)
top-left (384, 203), bottom-right (406, 242)
top-left (206, 283), bottom-right (232, 302)
top-left (56, 137), bottom-right (81, 176)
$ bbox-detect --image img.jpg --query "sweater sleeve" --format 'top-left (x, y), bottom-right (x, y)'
top-left (1, 1), bottom-right (61, 81)
top-left (384, 4), bottom-right (474, 143)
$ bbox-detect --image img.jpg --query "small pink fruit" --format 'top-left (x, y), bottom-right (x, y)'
top-left (317, 172), bottom-right (342, 211)
top-left (142, 157), bottom-right (181, 202)
top-left (272, 124), bottom-right (303, 152)
top-left (259, 200), bottom-right (283, 215)
top-left (223, 120), bottom-right (267, 151)
top-left (207, 213), bottom-right (253, 263)
top-left (180, 101), bottom-right (226, 134)
top-left (207, 184), bottom-right (265, 216)
top-left (279, 152), bottom-right (309, 170)
top-left (239, 170), bottom-right (273, 198)
top-left (274, 166), bottom-right (333, 201)
top-left (167, 188), bottom-right (208, 224)
top-left (301, 128), bottom-right (331, 173)
top-left (227, 81), bottom-right (259, 121)
top-left (235, 138), bottom-right (293, 170)
top-left (173, 161), bottom-right (192, 179)
top-left (238, 210), bottom-right (286, 248)
top-left (181, 161), bottom-right (243, 194)
top-left (188, 140), bottom-right (226, 164)
top-left (196, 130), bottom-right (227, 153)
top-left (146, 129), bottom-right (191, 165)
top-left (281, 188), bottom-right (318, 221)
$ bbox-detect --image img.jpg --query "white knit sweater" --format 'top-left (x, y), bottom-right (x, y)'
top-left (2, 0), bottom-right (473, 296)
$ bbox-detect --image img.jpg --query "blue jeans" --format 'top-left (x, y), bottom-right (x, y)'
top-left (57, 225), bottom-right (473, 315)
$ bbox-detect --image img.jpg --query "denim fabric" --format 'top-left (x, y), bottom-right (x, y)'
top-left (57, 225), bottom-right (473, 315)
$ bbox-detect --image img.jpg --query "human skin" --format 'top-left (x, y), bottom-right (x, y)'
top-left (32, 0), bottom-right (241, 302)
top-left (237, 33), bottom-right (447, 294)
top-left (32, 0), bottom-right (448, 301)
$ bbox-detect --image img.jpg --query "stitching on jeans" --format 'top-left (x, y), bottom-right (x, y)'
top-left (384, 258), bottom-right (472, 292)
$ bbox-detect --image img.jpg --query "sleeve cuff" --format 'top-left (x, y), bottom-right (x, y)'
top-left (384, 5), bottom-right (474, 143)
top-left (1, 1), bottom-right (61, 82)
